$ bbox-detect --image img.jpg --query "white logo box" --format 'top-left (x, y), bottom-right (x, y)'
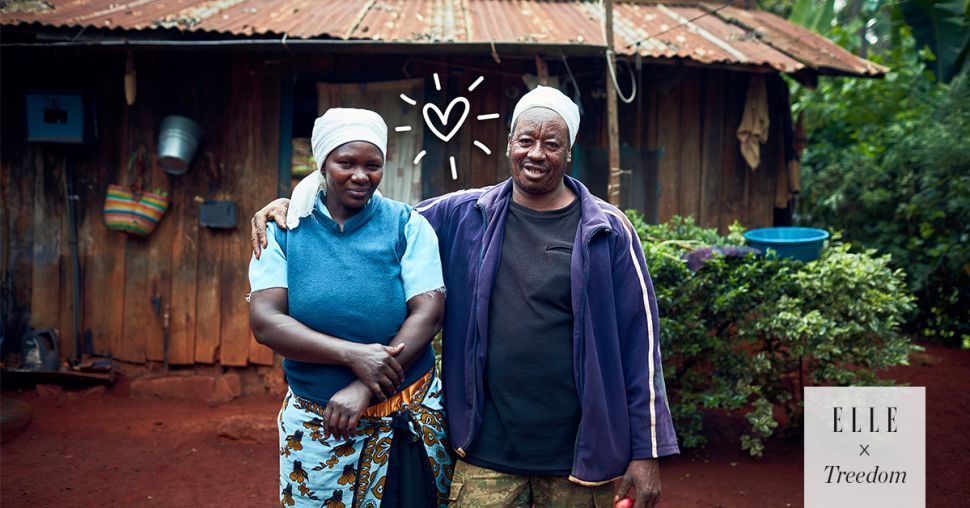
top-left (804, 387), bottom-right (925, 508)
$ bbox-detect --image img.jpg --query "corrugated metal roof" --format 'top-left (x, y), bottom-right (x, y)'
top-left (1, 0), bottom-right (886, 76)
top-left (711, 5), bottom-right (886, 76)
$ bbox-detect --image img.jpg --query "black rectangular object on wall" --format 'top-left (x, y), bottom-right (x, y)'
top-left (199, 200), bottom-right (238, 229)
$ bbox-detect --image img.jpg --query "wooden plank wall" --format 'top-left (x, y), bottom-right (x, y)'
top-left (1, 50), bottom-right (277, 367)
top-left (1, 50), bottom-right (787, 367)
top-left (622, 66), bottom-right (781, 233)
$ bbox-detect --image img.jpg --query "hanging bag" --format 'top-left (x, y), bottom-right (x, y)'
top-left (103, 146), bottom-right (170, 236)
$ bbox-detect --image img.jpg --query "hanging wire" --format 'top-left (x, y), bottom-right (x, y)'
top-left (606, 49), bottom-right (636, 104)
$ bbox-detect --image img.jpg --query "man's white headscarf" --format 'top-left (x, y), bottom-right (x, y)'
top-left (510, 85), bottom-right (581, 146)
top-left (286, 108), bottom-right (387, 229)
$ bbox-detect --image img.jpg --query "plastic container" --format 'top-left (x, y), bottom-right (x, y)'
top-left (157, 115), bottom-right (203, 175)
top-left (743, 227), bottom-right (830, 262)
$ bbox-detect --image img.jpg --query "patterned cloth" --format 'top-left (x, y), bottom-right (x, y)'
top-left (448, 460), bottom-right (615, 508)
top-left (277, 370), bottom-right (454, 508)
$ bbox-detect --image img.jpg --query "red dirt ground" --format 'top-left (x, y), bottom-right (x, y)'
top-left (2, 343), bottom-right (967, 507)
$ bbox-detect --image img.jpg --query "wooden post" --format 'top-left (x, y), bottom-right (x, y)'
top-left (603, 0), bottom-right (622, 207)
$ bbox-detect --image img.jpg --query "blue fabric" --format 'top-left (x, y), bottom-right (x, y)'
top-left (249, 197), bottom-right (444, 300)
top-left (248, 220), bottom-right (288, 291)
top-left (415, 176), bottom-right (680, 484)
top-left (248, 193), bottom-right (442, 406)
top-left (401, 210), bottom-right (445, 300)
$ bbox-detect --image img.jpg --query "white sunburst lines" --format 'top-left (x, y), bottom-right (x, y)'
top-left (395, 74), bottom-right (502, 180)
top-left (473, 141), bottom-right (492, 155)
top-left (468, 75), bottom-right (484, 92)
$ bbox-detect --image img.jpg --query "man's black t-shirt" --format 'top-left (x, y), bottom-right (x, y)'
top-left (465, 198), bottom-right (582, 475)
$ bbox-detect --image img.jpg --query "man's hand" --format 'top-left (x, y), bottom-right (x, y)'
top-left (322, 380), bottom-right (372, 441)
top-left (251, 198), bottom-right (290, 259)
top-left (614, 459), bottom-right (662, 508)
top-left (347, 343), bottom-right (406, 400)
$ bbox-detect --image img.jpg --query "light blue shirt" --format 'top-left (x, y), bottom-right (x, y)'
top-left (249, 196), bottom-right (445, 301)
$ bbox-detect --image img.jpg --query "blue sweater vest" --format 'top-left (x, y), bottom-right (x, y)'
top-left (280, 194), bottom-right (435, 405)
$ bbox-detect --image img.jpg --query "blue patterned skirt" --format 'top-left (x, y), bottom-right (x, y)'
top-left (277, 370), bottom-right (454, 507)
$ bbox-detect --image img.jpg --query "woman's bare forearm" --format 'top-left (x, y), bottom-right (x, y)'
top-left (249, 288), bottom-right (358, 365)
top-left (385, 291), bottom-right (445, 371)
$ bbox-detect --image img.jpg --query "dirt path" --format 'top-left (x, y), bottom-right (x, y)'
top-left (2, 343), bottom-right (966, 507)
top-left (1, 391), bottom-right (280, 506)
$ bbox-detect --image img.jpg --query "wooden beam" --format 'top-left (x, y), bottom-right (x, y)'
top-left (604, 0), bottom-right (622, 207)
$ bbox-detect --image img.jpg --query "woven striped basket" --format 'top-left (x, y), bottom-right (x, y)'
top-left (103, 184), bottom-right (170, 236)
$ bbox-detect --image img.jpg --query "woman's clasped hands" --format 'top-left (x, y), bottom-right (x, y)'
top-left (323, 342), bottom-right (406, 440)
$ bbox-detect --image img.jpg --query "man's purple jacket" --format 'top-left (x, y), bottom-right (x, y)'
top-left (415, 176), bottom-right (679, 485)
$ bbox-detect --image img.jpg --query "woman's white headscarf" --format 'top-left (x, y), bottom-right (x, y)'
top-left (286, 108), bottom-right (387, 229)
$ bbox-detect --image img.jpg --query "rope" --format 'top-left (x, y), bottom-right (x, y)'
top-left (606, 49), bottom-right (636, 104)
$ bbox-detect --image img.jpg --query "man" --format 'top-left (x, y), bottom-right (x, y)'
top-left (253, 86), bottom-right (679, 507)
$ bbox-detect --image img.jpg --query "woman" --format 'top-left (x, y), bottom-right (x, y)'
top-left (248, 108), bottom-right (452, 508)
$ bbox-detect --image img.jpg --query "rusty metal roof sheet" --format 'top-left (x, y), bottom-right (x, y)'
top-left (711, 5), bottom-right (886, 76)
top-left (1, 0), bottom-right (885, 76)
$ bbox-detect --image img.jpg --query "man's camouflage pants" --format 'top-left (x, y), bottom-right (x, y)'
top-left (447, 460), bottom-right (615, 507)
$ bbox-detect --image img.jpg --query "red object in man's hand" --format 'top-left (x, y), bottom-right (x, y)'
top-left (614, 497), bottom-right (634, 508)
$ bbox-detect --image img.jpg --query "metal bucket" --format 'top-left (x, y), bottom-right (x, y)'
top-left (157, 115), bottom-right (203, 175)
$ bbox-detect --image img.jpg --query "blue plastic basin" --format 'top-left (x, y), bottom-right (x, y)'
top-left (743, 227), bottom-right (830, 262)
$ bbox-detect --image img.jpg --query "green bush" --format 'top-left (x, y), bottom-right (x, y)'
top-left (793, 28), bottom-right (970, 346)
top-left (630, 214), bottom-right (915, 456)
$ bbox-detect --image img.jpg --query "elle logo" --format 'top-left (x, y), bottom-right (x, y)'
top-left (806, 388), bottom-right (924, 507)
top-left (832, 406), bottom-right (898, 433)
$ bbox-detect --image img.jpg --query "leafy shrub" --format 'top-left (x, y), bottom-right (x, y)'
top-left (630, 214), bottom-right (915, 456)
top-left (793, 29), bottom-right (970, 346)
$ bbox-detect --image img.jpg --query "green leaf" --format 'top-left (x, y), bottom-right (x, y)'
top-left (790, 0), bottom-right (836, 34)
top-left (898, 0), bottom-right (970, 82)
top-left (789, 0), bottom-right (816, 27)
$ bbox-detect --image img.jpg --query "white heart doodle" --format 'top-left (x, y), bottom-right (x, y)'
top-left (422, 97), bottom-right (470, 143)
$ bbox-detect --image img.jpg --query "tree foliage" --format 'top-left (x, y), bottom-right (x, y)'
top-left (763, 0), bottom-right (969, 82)
top-left (895, 0), bottom-right (970, 82)
top-left (789, 0), bottom-right (836, 34)
top-left (792, 28), bottom-right (970, 346)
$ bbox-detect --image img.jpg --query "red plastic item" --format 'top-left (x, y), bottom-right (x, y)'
top-left (614, 497), bottom-right (634, 508)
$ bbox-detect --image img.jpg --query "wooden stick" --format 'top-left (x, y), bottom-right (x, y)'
top-left (603, 0), bottom-right (622, 207)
